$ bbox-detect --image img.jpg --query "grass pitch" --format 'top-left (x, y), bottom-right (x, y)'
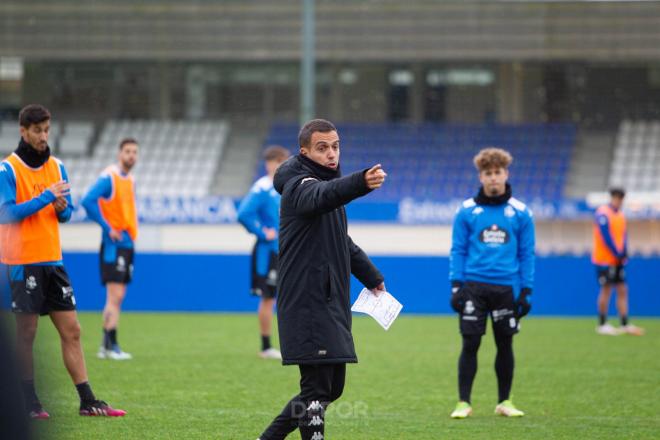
top-left (31, 313), bottom-right (660, 439)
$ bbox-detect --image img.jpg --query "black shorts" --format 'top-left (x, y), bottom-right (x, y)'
top-left (458, 281), bottom-right (519, 336)
top-left (100, 244), bottom-right (134, 285)
top-left (9, 265), bottom-right (76, 316)
top-left (596, 265), bottom-right (625, 286)
top-left (251, 244), bottom-right (278, 299)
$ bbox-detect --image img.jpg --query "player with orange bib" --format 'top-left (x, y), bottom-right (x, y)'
top-left (0, 104), bottom-right (126, 419)
top-left (82, 138), bottom-right (138, 360)
top-left (592, 188), bottom-right (644, 336)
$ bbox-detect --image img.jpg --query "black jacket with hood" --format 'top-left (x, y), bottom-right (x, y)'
top-left (273, 154), bottom-right (384, 365)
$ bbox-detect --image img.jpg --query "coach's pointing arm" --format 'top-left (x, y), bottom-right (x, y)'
top-left (287, 164), bottom-right (387, 216)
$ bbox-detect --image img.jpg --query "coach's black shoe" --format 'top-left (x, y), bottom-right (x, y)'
top-left (79, 400), bottom-right (126, 417)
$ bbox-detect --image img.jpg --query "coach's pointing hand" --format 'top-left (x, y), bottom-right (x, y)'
top-left (365, 164), bottom-right (387, 189)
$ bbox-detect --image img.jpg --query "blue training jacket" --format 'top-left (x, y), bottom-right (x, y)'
top-left (449, 195), bottom-right (535, 289)
top-left (237, 175), bottom-right (280, 275)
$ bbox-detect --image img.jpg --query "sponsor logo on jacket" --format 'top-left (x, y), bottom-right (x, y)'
top-left (479, 224), bottom-right (509, 245)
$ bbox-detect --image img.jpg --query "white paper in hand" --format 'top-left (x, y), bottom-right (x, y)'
top-left (351, 288), bottom-right (403, 330)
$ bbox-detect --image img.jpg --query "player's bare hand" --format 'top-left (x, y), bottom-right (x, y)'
top-left (263, 227), bottom-right (277, 241)
top-left (365, 164), bottom-right (387, 189)
top-left (109, 229), bottom-right (123, 241)
top-left (47, 180), bottom-right (70, 198)
top-left (53, 196), bottom-right (68, 213)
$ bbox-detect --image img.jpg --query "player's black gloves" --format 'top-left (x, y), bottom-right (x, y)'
top-left (515, 287), bottom-right (532, 318)
top-left (450, 281), bottom-right (464, 313)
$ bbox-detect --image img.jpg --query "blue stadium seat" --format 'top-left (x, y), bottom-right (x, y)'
top-left (261, 123), bottom-right (576, 203)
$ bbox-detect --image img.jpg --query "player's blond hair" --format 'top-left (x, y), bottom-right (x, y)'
top-left (473, 148), bottom-right (513, 172)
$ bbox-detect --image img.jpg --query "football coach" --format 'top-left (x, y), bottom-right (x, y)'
top-left (258, 119), bottom-right (387, 440)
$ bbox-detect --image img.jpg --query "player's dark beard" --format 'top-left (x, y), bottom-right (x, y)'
top-left (487, 185), bottom-right (504, 196)
top-left (121, 159), bottom-right (135, 172)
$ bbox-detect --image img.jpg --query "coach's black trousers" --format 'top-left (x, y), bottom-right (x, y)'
top-left (260, 363), bottom-right (346, 440)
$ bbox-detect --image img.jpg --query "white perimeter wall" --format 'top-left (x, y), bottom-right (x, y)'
top-left (60, 221), bottom-right (660, 257)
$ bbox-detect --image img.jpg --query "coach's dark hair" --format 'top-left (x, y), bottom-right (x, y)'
top-left (19, 104), bottom-right (51, 128)
top-left (298, 119), bottom-right (337, 149)
top-left (609, 187), bottom-right (626, 198)
top-left (119, 138), bottom-right (138, 150)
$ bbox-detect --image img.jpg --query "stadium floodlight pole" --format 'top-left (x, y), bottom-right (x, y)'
top-left (300, 0), bottom-right (315, 125)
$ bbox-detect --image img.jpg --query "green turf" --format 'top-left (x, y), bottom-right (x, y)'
top-left (29, 313), bottom-right (660, 439)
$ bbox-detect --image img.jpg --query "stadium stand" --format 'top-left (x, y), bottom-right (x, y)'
top-left (63, 120), bottom-right (229, 198)
top-left (0, 121), bottom-right (19, 155)
top-left (0, 121), bottom-right (61, 156)
top-left (58, 121), bottom-right (93, 156)
top-left (609, 120), bottom-right (660, 191)
top-left (211, 121), bottom-right (267, 198)
top-left (263, 123), bottom-right (576, 202)
top-left (564, 130), bottom-right (615, 199)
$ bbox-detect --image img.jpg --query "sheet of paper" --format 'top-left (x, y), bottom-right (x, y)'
top-left (351, 288), bottom-right (403, 331)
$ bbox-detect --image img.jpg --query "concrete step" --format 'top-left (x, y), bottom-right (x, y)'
top-left (211, 122), bottom-right (268, 197)
top-left (564, 129), bottom-right (616, 198)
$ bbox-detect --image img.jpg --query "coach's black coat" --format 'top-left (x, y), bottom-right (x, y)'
top-left (274, 154), bottom-right (384, 365)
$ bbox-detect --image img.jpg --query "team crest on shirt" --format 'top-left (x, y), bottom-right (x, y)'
top-left (480, 224), bottom-right (509, 246)
top-left (472, 207), bottom-right (484, 215)
top-left (26, 276), bottom-right (37, 290)
top-left (504, 206), bottom-right (515, 217)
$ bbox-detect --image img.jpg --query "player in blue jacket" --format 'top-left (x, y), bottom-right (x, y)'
top-left (448, 148), bottom-right (535, 419)
top-left (237, 146), bottom-right (290, 360)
